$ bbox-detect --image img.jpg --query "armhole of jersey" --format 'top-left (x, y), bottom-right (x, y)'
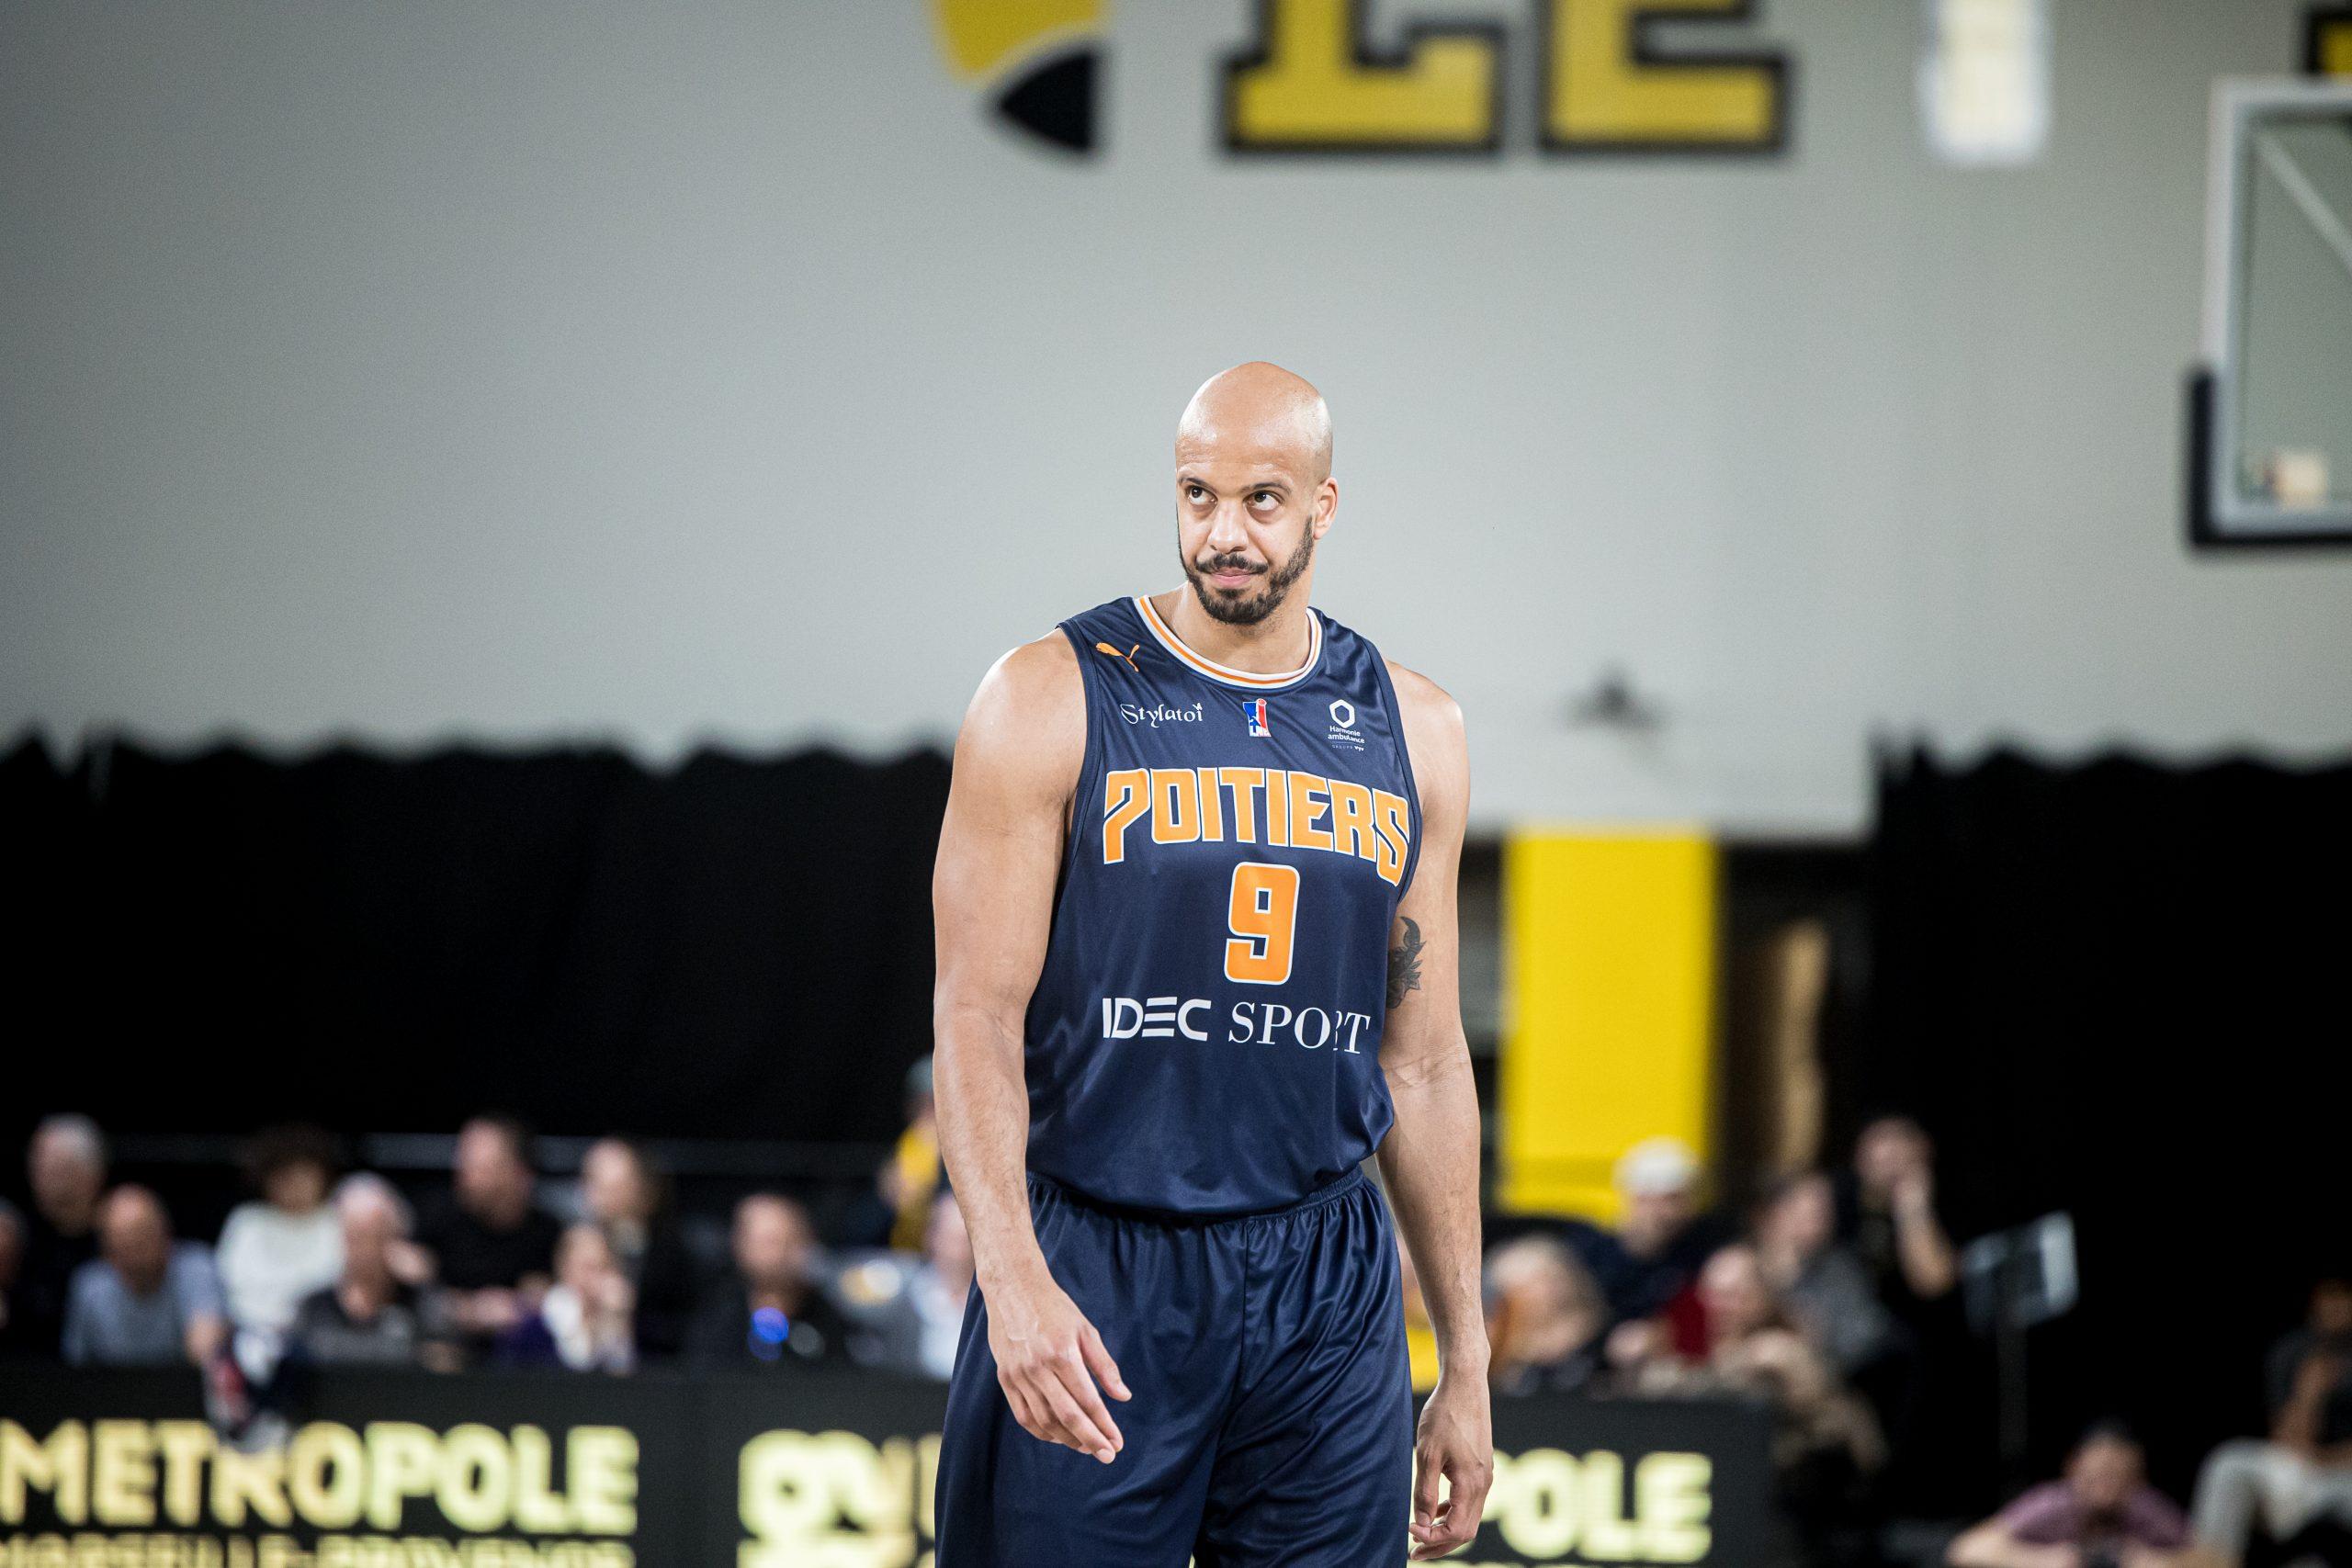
top-left (1050, 620), bottom-right (1102, 903)
top-left (1368, 651), bottom-right (1425, 904)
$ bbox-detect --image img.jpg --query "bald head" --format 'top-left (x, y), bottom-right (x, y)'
top-left (100, 1185), bottom-right (172, 1291)
top-left (1177, 362), bottom-right (1333, 485)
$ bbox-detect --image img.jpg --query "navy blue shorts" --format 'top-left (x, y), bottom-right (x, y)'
top-left (934, 1166), bottom-right (1413, 1566)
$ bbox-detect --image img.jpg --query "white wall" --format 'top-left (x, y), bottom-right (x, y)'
top-left (5, 0), bottom-right (2347, 832)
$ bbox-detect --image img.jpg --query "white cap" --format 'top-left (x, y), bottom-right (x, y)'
top-left (1614, 1136), bottom-right (1700, 1198)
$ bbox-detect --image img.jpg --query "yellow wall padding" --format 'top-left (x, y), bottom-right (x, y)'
top-left (1500, 829), bottom-right (1716, 1221)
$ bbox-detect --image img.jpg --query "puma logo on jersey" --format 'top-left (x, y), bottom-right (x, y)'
top-left (1094, 640), bottom-right (1141, 672)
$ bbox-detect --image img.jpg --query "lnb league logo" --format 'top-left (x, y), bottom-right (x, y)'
top-left (931, 0), bottom-right (1106, 155)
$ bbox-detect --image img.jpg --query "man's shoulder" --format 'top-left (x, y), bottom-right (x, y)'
top-left (989, 629), bottom-right (1081, 705)
top-left (64, 1256), bottom-right (113, 1303)
top-left (954, 630), bottom-right (1086, 787)
top-left (1380, 657), bottom-right (1457, 715)
top-left (1379, 657), bottom-right (1464, 747)
top-left (1379, 656), bottom-right (1466, 816)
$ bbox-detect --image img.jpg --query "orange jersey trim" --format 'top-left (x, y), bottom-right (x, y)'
top-left (1133, 593), bottom-right (1323, 690)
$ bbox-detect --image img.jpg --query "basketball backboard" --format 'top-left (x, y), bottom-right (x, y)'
top-left (2190, 79), bottom-right (2352, 547)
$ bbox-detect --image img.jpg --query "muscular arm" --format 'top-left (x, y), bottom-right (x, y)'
top-left (932, 635), bottom-right (1131, 1462)
top-left (1375, 666), bottom-right (1493, 1560)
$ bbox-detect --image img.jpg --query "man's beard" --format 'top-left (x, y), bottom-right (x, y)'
top-left (1182, 526), bottom-right (1315, 626)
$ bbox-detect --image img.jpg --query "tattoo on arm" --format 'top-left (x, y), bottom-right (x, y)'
top-left (1386, 917), bottom-right (1425, 1010)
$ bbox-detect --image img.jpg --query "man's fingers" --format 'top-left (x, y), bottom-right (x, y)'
top-left (1003, 1375), bottom-right (1082, 1453)
top-left (1408, 1447), bottom-right (1491, 1559)
top-left (1052, 1349), bottom-right (1125, 1455)
top-left (1408, 1507), bottom-right (1478, 1561)
top-left (1446, 1453), bottom-right (1493, 1520)
top-left (1041, 1379), bottom-right (1118, 1461)
top-left (1411, 1447), bottom-right (1443, 1527)
top-left (1081, 1321), bottom-right (1132, 1402)
top-left (1438, 1495), bottom-right (1487, 1541)
top-left (1001, 1379), bottom-right (1053, 1445)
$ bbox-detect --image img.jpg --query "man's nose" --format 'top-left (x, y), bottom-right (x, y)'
top-left (1205, 503), bottom-right (1250, 554)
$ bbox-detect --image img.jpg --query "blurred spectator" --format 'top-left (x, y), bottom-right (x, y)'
top-left (841, 1058), bottom-right (944, 1250)
top-left (1485, 1235), bottom-right (1608, 1396)
top-left (288, 1176), bottom-right (445, 1369)
top-left (689, 1193), bottom-right (854, 1368)
top-left (215, 1124), bottom-right (344, 1343)
top-left (20, 1113), bottom-right (109, 1352)
top-left (1951, 1422), bottom-right (2195, 1568)
top-left (2189, 1277), bottom-right (2352, 1568)
top-left (1755, 1170), bottom-right (1895, 1379)
top-left (1562, 1136), bottom-right (1732, 1338)
top-left (579, 1137), bottom-right (699, 1360)
top-left (1841, 1115), bottom-right (1958, 1310)
top-left (882, 1058), bottom-right (943, 1251)
top-left (62, 1185), bottom-right (228, 1368)
top-left (499, 1223), bottom-right (637, 1373)
top-left (834, 1188), bottom-right (973, 1381)
top-left (1620, 1244), bottom-right (1883, 1504)
top-left (414, 1116), bottom-right (562, 1348)
top-left (0, 1199), bottom-right (27, 1355)
top-left (1839, 1113), bottom-right (1972, 1515)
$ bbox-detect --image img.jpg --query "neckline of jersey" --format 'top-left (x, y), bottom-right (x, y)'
top-left (1131, 593), bottom-right (1325, 691)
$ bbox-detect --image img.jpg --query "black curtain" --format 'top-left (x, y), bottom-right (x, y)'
top-left (1862, 746), bottom-right (2352, 1495)
top-left (4, 733), bottom-right (948, 1149)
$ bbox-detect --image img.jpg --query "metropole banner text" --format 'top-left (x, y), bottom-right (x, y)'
top-left (0, 1365), bottom-right (1772, 1567)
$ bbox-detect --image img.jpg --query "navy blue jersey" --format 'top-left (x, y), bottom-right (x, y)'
top-left (1023, 594), bottom-right (1423, 1216)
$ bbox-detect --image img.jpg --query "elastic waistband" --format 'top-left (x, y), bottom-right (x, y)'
top-left (1027, 1165), bottom-right (1371, 1229)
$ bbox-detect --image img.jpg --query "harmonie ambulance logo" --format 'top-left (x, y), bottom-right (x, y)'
top-left (930, 0), bottom-right (1106, 155)
top-left (1243, 698), bottom-right (1272, 738)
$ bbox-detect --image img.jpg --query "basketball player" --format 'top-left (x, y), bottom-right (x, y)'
top-left (931, 363), bottom-right (1491, 1563)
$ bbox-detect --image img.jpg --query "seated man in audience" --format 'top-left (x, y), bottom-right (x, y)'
top-left (1570, 1136), bottom-right (1732, 1333)
top-left (498, 1223), bottom-right (638, 1373)
top-left (1951, 1422), bottom-right (2196, 1568)
top-left (413, 1116), bottom-right (562, 1355)
top-left (21, 1114), bottom-right (110, 1354)
top-left (1616, 1243), bottom-right (1883, 1529)
top-left (288, 1176), bottom-right (447, 1369)
top-left (2190, 1276), bottom-right (2352, 1568)
top-left (62, 1186), bottom-right (228, 1367)
top-left (689, 1193), bottom-right (855, 1368)
top-left (1484, 1235), bottom-right (1609, 1396)
top-left (1755, 1169), bottom-right (1895, 1380)
top-left (833, 1187), bottom-right (974, 1381)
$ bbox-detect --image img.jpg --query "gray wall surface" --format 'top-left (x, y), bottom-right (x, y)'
top-left (6, 0), bottom-right (2347, 831)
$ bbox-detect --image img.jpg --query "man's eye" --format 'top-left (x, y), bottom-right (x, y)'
top-left (1186, 486), bottom-right (1208, 503)
top-left (1251, 491), bottom-right (1276, 506)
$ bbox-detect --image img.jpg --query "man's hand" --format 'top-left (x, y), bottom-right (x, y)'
top-left (986, 1266), bottom-right (1132, 1463)
top-left (1408, 1371), bottom-right (1493, 1560)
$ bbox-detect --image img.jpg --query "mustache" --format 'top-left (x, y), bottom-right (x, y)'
top-left (1193, 554), bottom-right (1265, 576)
